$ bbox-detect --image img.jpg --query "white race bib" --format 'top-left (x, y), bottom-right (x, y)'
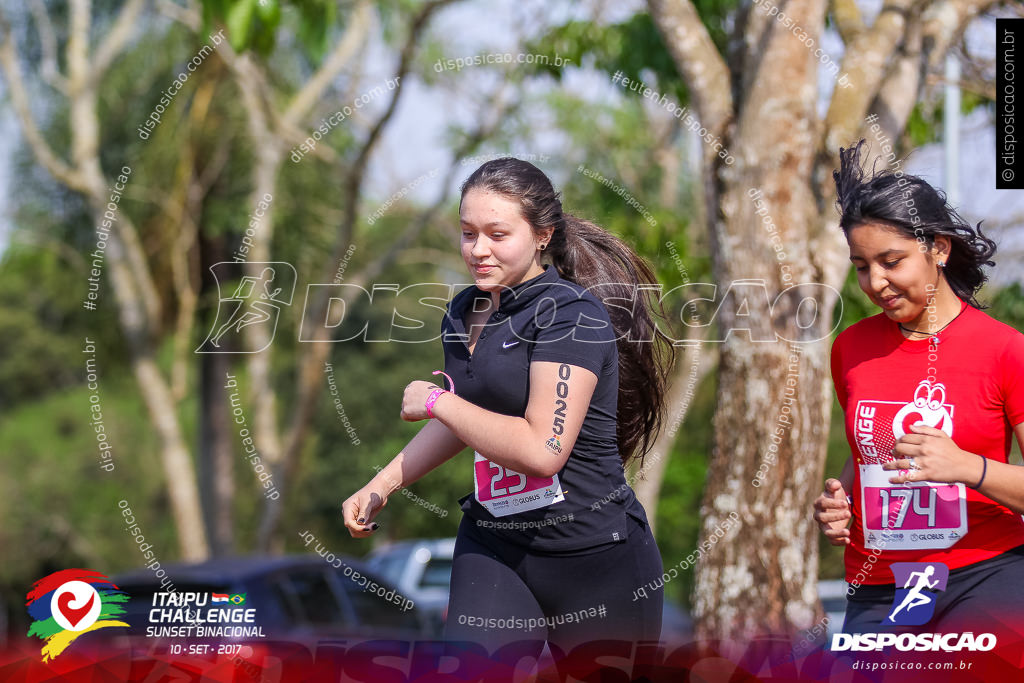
top-left (859, 464), bottom-right (967, 551)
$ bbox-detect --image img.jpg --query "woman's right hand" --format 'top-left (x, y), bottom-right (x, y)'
top-left (813, 478), bottom-right (852, 546)
top-left (342, 483), bottom-right (389, 538)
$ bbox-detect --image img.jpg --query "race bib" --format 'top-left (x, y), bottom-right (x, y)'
top-left (860, 464), bottom-right (967, 551)
top-left (472, 451), bottom-right (564, 517)
top-left (853, 383), bottom-right (965, 550)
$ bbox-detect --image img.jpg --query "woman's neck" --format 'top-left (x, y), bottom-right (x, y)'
top-left (898, 279), bottom-right (963, 338)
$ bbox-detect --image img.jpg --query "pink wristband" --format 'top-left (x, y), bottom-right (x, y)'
top-left (425, 387), bottom-right (448, 418)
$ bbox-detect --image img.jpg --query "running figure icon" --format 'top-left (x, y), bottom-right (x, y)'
top-left (886, 564), bottom-right (939, 623)
top-left (197, 261), bottom-right (296, 354)
top-left (209, 268), bottom-right (282, 347)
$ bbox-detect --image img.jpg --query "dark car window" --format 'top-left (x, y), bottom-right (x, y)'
top-left (419, 558), bottom-right (453, 590)
top-left (336, 570), bottom-right (418, 631)
top-left (276, 570), bottom-right (345, 625)
top-left (367, 551), bottom-right (408, 585)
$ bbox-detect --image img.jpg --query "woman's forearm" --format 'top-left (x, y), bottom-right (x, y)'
top-left (428, 392), bottom-right (554, 478)
top-left (839, 455), bottom-right (854, 492)
top-left (971, 458), bottom-right (1024, 515)
top-left (371, 419), bottom-right (468, 495)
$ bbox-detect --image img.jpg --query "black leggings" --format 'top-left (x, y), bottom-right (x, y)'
top-left (444, 511), bottom-right (664, 657)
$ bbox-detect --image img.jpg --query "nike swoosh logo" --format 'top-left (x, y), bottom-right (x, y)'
top-left (502, 339), bottom-right (520, 349)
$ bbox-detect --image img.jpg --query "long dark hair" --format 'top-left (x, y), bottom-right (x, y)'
top-left (833, 139), bottom-right (996, 308)
top-left (460, 157), bottom-right (676, 467)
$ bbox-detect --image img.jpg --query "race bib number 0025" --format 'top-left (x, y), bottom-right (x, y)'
top-left (472, 451), bottom-right (564, 518)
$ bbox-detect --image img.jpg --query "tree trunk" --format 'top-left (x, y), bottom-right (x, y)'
top-left (198, 236), bottom-right (235, 556)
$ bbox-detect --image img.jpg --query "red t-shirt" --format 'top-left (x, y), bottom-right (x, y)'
top-left (832, 299), bottom-right (1024, 584)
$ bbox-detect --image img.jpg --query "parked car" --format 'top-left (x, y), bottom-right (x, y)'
top-left (107, 554), bottom-right (426, 645)
top-left (365, 538), bottom-right (454, 636)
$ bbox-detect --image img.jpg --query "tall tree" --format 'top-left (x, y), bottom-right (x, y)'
top-left (0, 0), bottom-right (213, 560)
top-left (647, 0), bottom-right (1002, 641)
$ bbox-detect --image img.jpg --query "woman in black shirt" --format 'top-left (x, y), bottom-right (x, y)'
top-left (343, 158), bottom-right (675, 658)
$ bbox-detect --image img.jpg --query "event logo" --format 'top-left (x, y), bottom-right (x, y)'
top-left (25, 569), bottom-right (129, 662)
top-left (886, 562), bottom-right (949, 625)
top-left (892, 380), bottom-right (954, 440)
top-left (197, 262), bottom-right (296, 353)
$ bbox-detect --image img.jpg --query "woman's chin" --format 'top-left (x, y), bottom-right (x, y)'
top-left (473, 279), bottom-right (499, 290)
top-left (881, 304), bottom-right (922, 324)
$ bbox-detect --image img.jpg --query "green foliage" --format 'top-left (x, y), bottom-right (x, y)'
top-left (526, 4), bottom-right (737, 94)
top-left (525, 15), bottom-right (687, 104)
top-left (988, 282), bottom-right (1024, 333)
top-left (904, 90), bottom-right (991, 148)
top-left (0, 245), bottom-right (122, 406)
top-left (0, 366), bottom-right (179, 615)
top-left (199, 0), bottom-right (336, 58)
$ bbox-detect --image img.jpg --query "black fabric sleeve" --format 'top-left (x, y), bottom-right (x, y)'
top-left (529, 295), bottom-right (615, 377)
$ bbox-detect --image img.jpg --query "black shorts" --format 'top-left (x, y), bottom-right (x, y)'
top-left (444, 511), bottom-right (664, 655)
top-left (843, 545), bottom-right (1024, 637)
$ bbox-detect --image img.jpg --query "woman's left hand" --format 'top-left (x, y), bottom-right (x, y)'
top-left (883, 422), bottom-right (974, 485)
top-left (401, 380), bottom-right (442, 421)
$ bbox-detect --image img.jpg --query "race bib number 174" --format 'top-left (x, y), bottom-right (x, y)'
top-left (859, 465), bottom-right (966, 550)
top-left (854, 390), bottom-right (966, 551)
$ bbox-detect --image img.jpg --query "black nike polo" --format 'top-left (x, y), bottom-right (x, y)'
top-left (440, 264), bottom-right (650, 552)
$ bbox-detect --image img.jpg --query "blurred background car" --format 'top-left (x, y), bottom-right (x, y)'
top-left (366, 538), bottom-right (454, 636)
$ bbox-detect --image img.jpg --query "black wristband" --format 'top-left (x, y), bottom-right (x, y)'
top-left (969, 455), bottom-right (987, 490)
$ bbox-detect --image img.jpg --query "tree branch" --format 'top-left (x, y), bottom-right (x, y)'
top-left (822, 0), bottom-right (918, 157)
top-left (91, 0), bottom-right (145, 85)
top-left (156, 0), bottom-right (201, 30)
top-left (647, 0), bottom-right (732, 137)
top-left (283, 0), bottom-right (373, 126)
top-left (829, 0), bottom-right (864, 44)
top-left (0, 12), bottom-right (83, 189)
top-left (28, 0), bottom-right (67, 93)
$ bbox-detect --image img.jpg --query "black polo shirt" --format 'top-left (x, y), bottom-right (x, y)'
top-left (440, 264), bottom-right (650, 552)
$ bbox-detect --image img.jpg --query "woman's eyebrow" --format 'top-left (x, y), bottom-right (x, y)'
top-left (849, 248), bottom-right (907, 261)
top-left (459, 219), bottom-right (508, 228)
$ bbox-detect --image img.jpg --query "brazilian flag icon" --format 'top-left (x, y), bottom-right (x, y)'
top-left (230, 594), bottom-right (246, 605)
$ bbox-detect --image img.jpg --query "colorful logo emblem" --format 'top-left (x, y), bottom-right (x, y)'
top-left (886, 562), bottom-right (949, 625)
top-left (26, 569), bottom-right (129, 661)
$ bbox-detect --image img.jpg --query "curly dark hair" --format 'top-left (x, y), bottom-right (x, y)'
top-left (460, 157), bottom-right (676, 468)
top-left (833, 139), bottom-right (996, 308)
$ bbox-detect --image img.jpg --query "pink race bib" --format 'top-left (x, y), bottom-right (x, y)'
top-left (860, 464), bottom-right (967, 550)
top-left (472, 451), bottom-right (564, 517)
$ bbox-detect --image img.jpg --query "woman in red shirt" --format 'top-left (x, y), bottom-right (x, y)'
top-left (813, 140), bottom-right (1024, 637)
